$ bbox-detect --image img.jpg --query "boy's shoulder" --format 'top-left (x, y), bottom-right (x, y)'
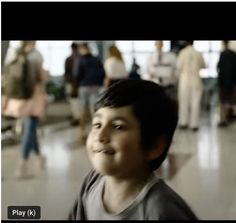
top-left (82, 169), bottom-right (103, 194)
top-left (70, 171), bottom-right (197, 220)
top-left (145, 178), bottom-right (198, 220)
top-left (68, 169), bottom-right (103, 220)
top-left (83, 171), bottom-right (197, 219)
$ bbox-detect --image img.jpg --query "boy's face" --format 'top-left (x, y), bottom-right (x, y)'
top-left (86, 106), bottom-right (151, 177)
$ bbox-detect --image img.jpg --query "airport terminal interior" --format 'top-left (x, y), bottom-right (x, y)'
top-left (1, 41), bottom-right (236, 220)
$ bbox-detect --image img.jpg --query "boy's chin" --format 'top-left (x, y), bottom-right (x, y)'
top-left (90, 156), bottom-right (115, 173)
top-left (93, 164), bottom-right (117, 176)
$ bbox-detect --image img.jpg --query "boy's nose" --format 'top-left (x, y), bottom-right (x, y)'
top-left (97, 128), bottom-right (110, 144)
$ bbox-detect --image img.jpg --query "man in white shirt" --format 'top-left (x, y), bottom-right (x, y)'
top-left (146, 41), bottom-right (177, 99)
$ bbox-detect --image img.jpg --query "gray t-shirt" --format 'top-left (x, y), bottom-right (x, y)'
top-left (69, 169), bottom-right (198, 220)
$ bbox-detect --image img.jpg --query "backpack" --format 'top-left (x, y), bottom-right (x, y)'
top-left (3, 53), bottom-right (34, 99)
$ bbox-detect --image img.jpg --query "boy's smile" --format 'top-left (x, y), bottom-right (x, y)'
top-left (86, 106), bottom-right (151, 177)
top-left (93, 147), bottom-right (115, 155)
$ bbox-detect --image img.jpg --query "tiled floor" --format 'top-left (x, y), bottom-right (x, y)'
top-left (1, 106), bottom-right (236, 220)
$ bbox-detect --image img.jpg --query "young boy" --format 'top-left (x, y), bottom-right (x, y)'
top-left (69, 80), bottom-right (198, 220)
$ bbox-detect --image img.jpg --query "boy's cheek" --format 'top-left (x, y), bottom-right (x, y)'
top-left (86, 133), bottom-right (97, 152)
top-left (86, 134), bottom-right (92, 150)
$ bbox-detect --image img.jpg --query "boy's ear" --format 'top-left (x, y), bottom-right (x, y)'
top-left (146, 135), bottom-right (167, 161)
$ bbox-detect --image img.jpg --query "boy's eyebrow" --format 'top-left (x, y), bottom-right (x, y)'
top-left (110, 117), bottom-right (129, 123)
top-left (93, 113), bottom-right (129, 123)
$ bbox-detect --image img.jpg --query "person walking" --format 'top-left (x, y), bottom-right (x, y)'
top-left (75, 43), bottom-right (105, 144)
top-left (104, 45), bottom-right (128, 88)
top-left (177, 41), bottom-right (206, 131)
top-left (217, 41), bottom-right (236, 126)
top-left (146, 41), bottom-right (177, 100)
top-left (64, 42), bottom-right (80, 126)
top-left (2, 41), bottom-right (48, 179)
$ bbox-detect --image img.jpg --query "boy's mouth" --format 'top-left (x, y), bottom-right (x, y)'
top-left (93, 147), bottom-right (115, 155)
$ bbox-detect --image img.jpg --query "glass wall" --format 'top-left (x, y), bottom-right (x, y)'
top-left (115, 41), bottom-right (222, 78)
top-left (6, 41), bottom-right (222, 78)
top-left (116, 41), bottom-right (170, 75)
top-left (6, 41), bottom-right (98, 76)
top-left (194, 41), bottom-right (221, 78)
top-left (6, 41), bottom-right (73, 76)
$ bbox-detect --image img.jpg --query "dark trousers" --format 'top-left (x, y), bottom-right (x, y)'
top-left (21, 117), bottom-right (40, 159)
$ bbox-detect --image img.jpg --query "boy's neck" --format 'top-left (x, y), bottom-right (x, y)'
top-left (103, 170), bottom-right (154, 214)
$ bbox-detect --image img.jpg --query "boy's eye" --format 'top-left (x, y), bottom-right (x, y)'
top-left (92, 123), bottom-right (101, 129)
top-left (112, 124), bottom-right (125, 130)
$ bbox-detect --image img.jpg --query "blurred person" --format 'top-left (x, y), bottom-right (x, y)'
top-left (104, 45), bottom-right (128, 88)
top-left (64, 42), bottom-right (80, 126)
top-left (217, 41), bottom-right (236, 127)
top-left (75, 42), bottom-right (105, 144)
top-left (68, 80), bottom-right (197, 220)
top-left (2, 41), bottom-right (48, 179)
top-left (146, 41), bottom-right (177, 99)
top-left (177, 41), bottom-right (206, 131)
top-left (128, 58), bottom-right (141, 80)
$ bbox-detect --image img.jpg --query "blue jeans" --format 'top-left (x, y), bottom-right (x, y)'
top-left (21, 117), bottom-right (40, 160)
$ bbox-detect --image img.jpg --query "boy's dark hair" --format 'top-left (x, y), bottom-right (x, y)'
top-left (95, 80), bottom-right (178, 171)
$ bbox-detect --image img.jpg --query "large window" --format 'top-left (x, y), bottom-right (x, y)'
top-left (115, 41), bottom-right (221, 78)
top-left (116, 41), bottom-right (170, 75)
top-left (6, 41), bottom-right (98, 76)
top-left (6, 41), bottom-right (222, 78)
top-left (194, 41), bottom-right (221, 78)
top-left (7, 41), bottom-right (73, 76)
